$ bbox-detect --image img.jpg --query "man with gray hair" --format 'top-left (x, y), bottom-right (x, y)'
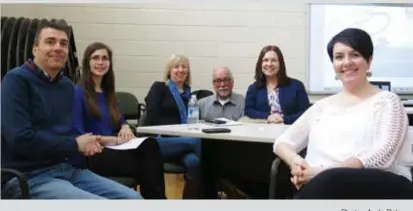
top-left (198, 66), bottom-right (245, 121)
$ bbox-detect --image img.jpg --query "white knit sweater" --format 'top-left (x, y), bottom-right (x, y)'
top-left (273, 91), bottom-right (413, 180)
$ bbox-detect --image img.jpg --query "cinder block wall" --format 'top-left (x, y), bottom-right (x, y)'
top-left (2, 3), bottom-right (310, 101)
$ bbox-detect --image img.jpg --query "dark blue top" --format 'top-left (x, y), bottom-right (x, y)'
top-left (1, 60), bottom-right (80, 172)
top-left (244, 78), bottom-right (310, 124)
top-left (69, 85), bottom-right (126, 167)
top-left (72, 84), bottom-right (126, 137)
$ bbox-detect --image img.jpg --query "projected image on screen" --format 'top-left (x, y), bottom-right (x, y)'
top-left (309, 4), bottom-right (413, 94)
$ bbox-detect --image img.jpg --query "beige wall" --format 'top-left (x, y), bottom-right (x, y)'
top-left (2, 3), bottom-right (321, 101)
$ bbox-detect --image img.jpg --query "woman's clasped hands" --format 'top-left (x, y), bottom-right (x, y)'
top-left (289, 155), bottom-right (325, 190)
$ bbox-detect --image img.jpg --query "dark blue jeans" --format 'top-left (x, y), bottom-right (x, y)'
top-left (156, 136), bottom-right (201, 180)
top-left (3, 163), bottom-right (142, 199)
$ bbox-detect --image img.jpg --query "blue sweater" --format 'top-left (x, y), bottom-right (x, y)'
top-left (72, 85), bottom-right (126, 136)
top-left (69, 85), bottom-right (126, 167)
top-left (244, 78), bottom-right (310, 124)
top-left (1, 61), bottom-right (80, 172)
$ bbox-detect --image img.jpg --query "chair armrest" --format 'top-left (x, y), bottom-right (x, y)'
top-left (139, 103), bottom-right (146, 112)
top-left (1, 168), bottom-right (30, 199)
top-left (269, 148), bottom-right (308, 199)
top-left (136, 103), bottom-right (146, 121)
top-left (269, 158), bottom-right (282, 199)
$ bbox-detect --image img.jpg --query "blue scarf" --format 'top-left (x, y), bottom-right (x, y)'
top-left (167, 80), bottom-right (191, 124)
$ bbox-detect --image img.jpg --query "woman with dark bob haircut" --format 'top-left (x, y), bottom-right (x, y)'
top-left (273, 28), bottom-right (413, 199)
top-left (244, 45), bottom-right (310, 125)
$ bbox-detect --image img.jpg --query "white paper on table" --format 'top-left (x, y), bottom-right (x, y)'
top-left (214, 118), bottom-right (243, 126)
top-left (105, 137), bottom-right (148, 150)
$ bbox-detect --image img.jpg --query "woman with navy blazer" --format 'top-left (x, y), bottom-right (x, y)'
top-left (244, 45), bottom-right (310, 124)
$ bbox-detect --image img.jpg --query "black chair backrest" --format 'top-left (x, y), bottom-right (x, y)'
top-left (137, 111), bottom-right (159, 138)
top-left (115, 92), bottom-right (142, 120)
top-left (191, 89), bottom-right (214, 100)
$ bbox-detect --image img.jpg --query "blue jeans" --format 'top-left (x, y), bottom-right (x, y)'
top-left (3, 163), bottom-right (142, 199)
top-left (157, 136), bottom-right (201, 179)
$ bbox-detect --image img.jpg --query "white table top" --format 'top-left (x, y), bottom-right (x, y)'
top-left (137, 122), bottom-right (413, 145)
top-left (137, 123), bottom-right (289, 143)
top-left (405, 107), bottom-right (413, 114)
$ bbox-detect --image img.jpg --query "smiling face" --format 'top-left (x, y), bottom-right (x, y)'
top-left (332, 42), bottom-right (371, 87)
top-left (169, 60), bottom-right (189, 85)
top-left (261, 50), bottom-right (279, 78)
top-left (89, 48), bottom-right (110, 78)
top-left (32, 27), bottom-right (69, 73)
top-left (212, 67), bottom-right (234, 99)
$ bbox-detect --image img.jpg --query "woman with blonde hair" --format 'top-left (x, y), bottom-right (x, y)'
top-left (144, 55), bottom-right (203, 199)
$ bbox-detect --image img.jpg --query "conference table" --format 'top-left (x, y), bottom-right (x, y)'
top-left (137, 122), bottom-right (413, 198)
top-left (137, 122), bottom-right (287, 198)
top-left (137, 122), bottom-right (288, 143)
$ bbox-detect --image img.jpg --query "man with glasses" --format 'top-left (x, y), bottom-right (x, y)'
top-left (198, 66), bottom-right (245, 121)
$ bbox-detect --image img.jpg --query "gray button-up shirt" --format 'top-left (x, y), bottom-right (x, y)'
top-left (198, 92), bottom-right (245, 121)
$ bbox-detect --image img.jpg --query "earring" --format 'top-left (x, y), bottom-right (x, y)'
top-left (366, 71), bottom-right (372, 77)
top-left (334, 75), bottom-right (339, 80)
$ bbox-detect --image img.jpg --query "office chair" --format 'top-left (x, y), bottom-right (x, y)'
top-left (116, 92), bottom-right (146, 126)
top-left (191, 89), bottom-right (214, 100)
top-left (138, 111), bottom-right (187, 174)
top-left (1, 168), bottom-right (30, 199)
top-left (268, 148), bottom-right (413, 199)
top-left (269, 149), bottom-right (307, 199)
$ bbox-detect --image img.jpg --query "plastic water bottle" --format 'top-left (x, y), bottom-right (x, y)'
top-left (187, 95), bottom-right (200, 129)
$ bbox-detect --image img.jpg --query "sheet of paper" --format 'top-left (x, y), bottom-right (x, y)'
top-left (105, 137), bottom-right (147, 150)
top-left (214, 118), bottom-right (243, 126)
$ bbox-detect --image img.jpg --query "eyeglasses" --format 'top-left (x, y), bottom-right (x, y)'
top-left (213, 78), bottom-right (232, 84)
top-left (90, 55), bottom-right (110, 62)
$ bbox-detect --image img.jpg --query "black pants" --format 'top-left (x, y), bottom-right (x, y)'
top-left (88, 137), bottom-right (166, 199)
top-left (293, 168), bottom-right (413, 199)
